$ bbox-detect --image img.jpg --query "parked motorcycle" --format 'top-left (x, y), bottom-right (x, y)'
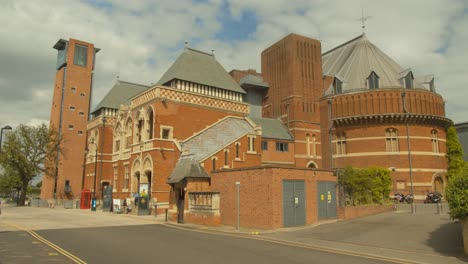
top-left (393, 193), bottom-right (414, 204)
top-left (424, 192), bottom-right (442, 203)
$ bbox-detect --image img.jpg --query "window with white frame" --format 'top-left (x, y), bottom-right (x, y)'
top-left (123, 165), bottom-right (129, 190)
top-left (431, 129), bottom-right (439, 153)
top-left (385, 128), bottom-right (399, 152)
top-left (160, 126), bottom-right (173, 140)
top-left (248, 135), bottom-right (255, 152)
top-left (113, 167), bottom-right (118, 191)
top-left (335, 133), bottom-right (346, 155)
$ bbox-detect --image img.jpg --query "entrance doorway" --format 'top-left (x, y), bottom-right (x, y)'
top-left (283, 180), bottom-right (306, 227)
top-left (317, 181), bottom-right (337, 219)
top-left (177, 188), bottom-right (186, 223)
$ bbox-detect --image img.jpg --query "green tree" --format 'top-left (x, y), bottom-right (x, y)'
top-left (445, 168), bottom-right (468, 220)
top-left (446, 125), bottom-right (466, 179)
top-left (339, 166), bottom-right (392, 205)
top-left (0, 170), bottom-right (22, 197)
top-left (0, 124), bottom-right (60, 206)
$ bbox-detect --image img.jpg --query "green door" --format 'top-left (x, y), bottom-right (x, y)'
top-left (318, 181), bottom-right (337, 219)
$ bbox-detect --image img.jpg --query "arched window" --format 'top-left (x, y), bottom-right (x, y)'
top-left (147, 108), bottom-right (154, 140)
top-left (385, 128), bottom-right (399, 152)
top-left (431, 129), bottom-right (439, 153)
top-left (368, 71), bottom-right (380, 89)
top-left (114, 122), bottom-right (122, 153)
top-left (336, 133), bottom-right (346, 155)
top-left (235, 143), bottom-right (240, 159)
top-left (212, 157), bottom-right (217, 171)
top-left (224, 150), bottom-right (228, 167)
top-left (124, 118), bottom-right (133, 149)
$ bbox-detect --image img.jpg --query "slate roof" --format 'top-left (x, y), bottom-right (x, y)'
top-left (167, 154), bottom-right (210, 184)
top-left (157, 48), bottom-right (246, 94)
top-left (322, 34), bottom-right (429, 95)
top-left (93, 80), bottom-right (149, 113)
top-left (250, 118), bottom-right (294, 140)
top-left (239, 74), bottom-right (269, 90)
top-left (181, 117), bottom-right (256, 162)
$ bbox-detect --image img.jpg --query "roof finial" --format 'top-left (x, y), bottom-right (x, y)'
top-left (211, 48), bottom-right (215, 55)
top-left (185, 41), bottom-right (188, 49)
top-left (358, 8), bottom-right (372, 34)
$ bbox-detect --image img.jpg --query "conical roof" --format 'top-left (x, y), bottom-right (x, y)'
top-left (157, 48), bottom-right (245, 94)
top-left (322, 34), bottom-right (429, 95)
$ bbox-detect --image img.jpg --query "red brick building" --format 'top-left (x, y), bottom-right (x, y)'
top-left (42, 33), bottom-right (450, 228)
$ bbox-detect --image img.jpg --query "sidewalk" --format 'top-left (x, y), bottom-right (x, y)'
top-left (166, 211), bottom-right (467, 264)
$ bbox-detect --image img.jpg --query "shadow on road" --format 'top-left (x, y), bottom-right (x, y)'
top-left (427, 219), bottom-right (466, 260)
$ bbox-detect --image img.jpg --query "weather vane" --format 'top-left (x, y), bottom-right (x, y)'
top-left (358, 9), bottom-right (372, 33)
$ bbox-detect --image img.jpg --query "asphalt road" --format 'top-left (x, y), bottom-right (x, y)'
top-left (34, 224), bottom-right (394, 264)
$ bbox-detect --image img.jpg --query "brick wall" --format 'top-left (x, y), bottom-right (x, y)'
top-left (337, 205), bottom-right (394, 220)
top-left (211, 167), bottom-right (336, 229)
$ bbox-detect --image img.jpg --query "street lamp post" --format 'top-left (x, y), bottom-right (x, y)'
top-left (90, 139), bottom-right (98, 211)
top-left (0, 125), bottom-right (13, 153)
top-left (235, 181), bottom-right (240, 231)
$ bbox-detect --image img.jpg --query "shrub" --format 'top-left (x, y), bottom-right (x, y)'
top-left (339, 166), bottom-right (392, 205)
top-left (445, 167), bottom-right (468, 220)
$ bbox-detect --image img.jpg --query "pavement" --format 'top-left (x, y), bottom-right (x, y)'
top-left (1, 202), bottom-right (467, 264)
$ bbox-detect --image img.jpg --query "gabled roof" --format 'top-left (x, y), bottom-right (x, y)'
top-left (157, 48), bottom-right (246, 94)
top-left (93, 80), bottom-right (149, 113)
top-left (250, 117), bottom-right (293, 140)
top-left (167, 154), bottom-right (210, 184)
top-left (322, 34), bottom-right (427, 95)
top-left (181, 117), bottom-right (255, 162)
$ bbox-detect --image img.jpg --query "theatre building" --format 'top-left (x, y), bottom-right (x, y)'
top-left (42, 32), bottom-right (451, 229)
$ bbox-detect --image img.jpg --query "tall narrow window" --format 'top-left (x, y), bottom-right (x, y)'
top-left (113, 167), bottom-right (118, 191)
top-left (431, 129), bottom-right (439, 153)
top-left (368, 71), bottom-right (380, 89)
top-left (336, 133), bottom-right (346, 155)
top-left (312, 134), bottom-right (317, 158)
top-left (248, 136), bottom-right (255, 152)
top-left (137, 119), bottom-right (144, 142)
top-left (148, 110), bottom-right (154, 139)
top-left (224, 150), bottom-right (228, 167)
top-left (212, 158), bottom-right (216, 171)
top-left (334, 78), bottom-right (343, 94)
top-left (74, 44), bottom-right (88, 67)
top-left (385, 128), bottom-right (399, 152)
top-left (261, 141), bottom-right (268, 151)
top-left (235, 143), bottom-right (240, 159)
top-left (123, 166), bottom-right (129, 190)
top-left (306, 134), bottom-right (311, 156)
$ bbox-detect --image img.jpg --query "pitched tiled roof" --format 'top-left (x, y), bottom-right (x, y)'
top-left (93, 80), bottom-right (149, 113)
top-left (250, 118), bottom-right (294, 140)
top-left (157, 48), bottom-right (246, 94)
top-left (181, 117), bottom-right (255, 162)
top-left (322, 34), bottom-right (429, 95)
top-left (167, 154), bottom-right (210, 184)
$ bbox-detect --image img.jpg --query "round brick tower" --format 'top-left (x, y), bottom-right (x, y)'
top-left (319, 34), bottom-right (451, 199)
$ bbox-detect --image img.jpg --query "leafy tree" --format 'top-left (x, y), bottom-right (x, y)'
top-left (445, 168), bottom-right (468, 220)
top-left (36, 181), bottom-right (42, 188)
top-left (0, 171), bottom-right (21, 197)
top-left (0, 124), bottom-right (60, 206)
top-left (446, 125), bottom-right (466, 179)
top-left (339, 166), bottom-right (392, 205)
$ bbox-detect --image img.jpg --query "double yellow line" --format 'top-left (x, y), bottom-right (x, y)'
top-left (4, 222), bottom-right (86, 264)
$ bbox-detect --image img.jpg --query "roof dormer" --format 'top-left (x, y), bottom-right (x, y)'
top-left (367, 71), bottom-right (380, 89)
top-left (333, 77), bottom-right (343, 94)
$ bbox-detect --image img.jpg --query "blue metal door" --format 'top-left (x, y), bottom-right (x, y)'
top-left (283, 180), bottom-right (306, 227)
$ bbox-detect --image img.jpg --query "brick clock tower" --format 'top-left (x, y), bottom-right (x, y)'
top-left (40, 39), bottom-right (99, 202)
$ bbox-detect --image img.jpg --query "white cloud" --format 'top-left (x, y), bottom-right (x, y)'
top-left (0, 0), bottom-right (467, 129)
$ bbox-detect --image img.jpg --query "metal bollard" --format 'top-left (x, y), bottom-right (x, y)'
top-left (165, 208), bottom-right (168, 222)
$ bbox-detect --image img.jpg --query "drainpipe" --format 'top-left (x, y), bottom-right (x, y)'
top-left (328, 99), bottom-right (333, 170)
top-left (402, 91), bottom-right (415, 214)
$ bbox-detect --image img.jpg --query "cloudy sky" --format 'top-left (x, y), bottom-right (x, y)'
top-left (1, 0), bottom-right (467, 130)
